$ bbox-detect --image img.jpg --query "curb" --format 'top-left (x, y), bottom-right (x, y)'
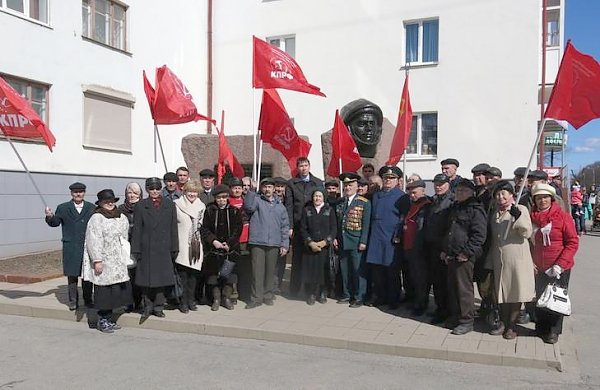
top-left (0, 273), bottom-right (62, 284)
top-left (0, 301), bottom-right (562, 371)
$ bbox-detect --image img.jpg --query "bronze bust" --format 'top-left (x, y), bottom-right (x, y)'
top-left (340, 99), bottom-right (383, 158)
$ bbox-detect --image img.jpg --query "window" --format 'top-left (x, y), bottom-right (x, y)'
top-left (82, 0), bottom-right (127, 51)
top-left (267, 35), bottom-right (296, 58)
top-left (83, 86), bottom-right (133, 152)
top-left (2, 74), bottom-right (49, 124)
top-left (405, 19), bottom-right (439, 64)
top-left (407, 113), bottom-right (437, 157)
top-left (1, 0), bottom-right (48, 23)
top-left (546, 9), bottom-right (560, 47)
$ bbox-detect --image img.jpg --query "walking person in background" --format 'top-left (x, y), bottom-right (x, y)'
top-left (45, 182), bottom-right (95, 311)
top-left (570, 183), bottom-right (584, 235)
top-left (118, 182), bottom-right (143, 313)
top-left (82, 189), bottom-right (132, 333)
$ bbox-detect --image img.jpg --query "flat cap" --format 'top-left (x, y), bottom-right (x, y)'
top-left (441, 158), bottom-right (460, 167)
top-left (486, 167), bottom-right (503, 178)
top-left (324, 180), bottom-right (339, 188)
top-left (163, 172), bottom-right (178, 182)
top-left (199, 169), bottom-right (215, 177)
top-left (260, 177), bottom-right (275, 186)
top-left (513, 167), bottom-right (527, 177)
top-left (339, 172), bottom-right (361, 183)
top-left (69, 182), bottom-right (86, 191)
top-left (527, 170), bottom-right (548, 181)
top-left (212, 184), bottom-right (230, 197)
top-left (532, 183), bottom-right (556, 197)
top-left (358, 177), bottom-right (369, 186)
top-left (406, 179), bottom-right (426, 190)
top-left (378, 165), bottom-right (403, 178)
top-left (433, 174), bottom-right (450, 183)
top-left (471, 163), bottom-right (491, 174)
top-left (228, 177), bottom-right (243, 188)
top-left (455, 178), bottom-right (476, 191)
top-left (145, 177), bottom-right (162, 188)
top-left (273, 177), bottom-right (287, 185)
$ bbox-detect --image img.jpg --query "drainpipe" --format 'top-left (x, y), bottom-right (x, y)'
top-left (206, 0), bottom-right (213, 134)
top-left (538, 0), bottom-right (547, 169)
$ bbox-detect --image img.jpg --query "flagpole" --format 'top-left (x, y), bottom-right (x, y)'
top-left (154, 123), bottom-right (158, 163)
top-left (6, 136), bottom-right (47, 207)
top-left (252, 90), bottom-right (257, 181)
top-left (155, 125), bottom-right (168, 173)
top-left (257, 137), bottom-right (264, 184)
top-left (402, 148), bottom-right (407, 192)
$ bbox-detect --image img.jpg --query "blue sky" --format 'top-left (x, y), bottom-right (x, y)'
top-left (563, 0), bottom-right (600, 173)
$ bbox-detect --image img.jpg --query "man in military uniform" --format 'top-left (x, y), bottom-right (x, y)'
top-left (334, 172), bottom-right (371, 307)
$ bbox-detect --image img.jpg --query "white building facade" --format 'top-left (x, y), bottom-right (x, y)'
top-left (0, 0), bottom-right (564, 257)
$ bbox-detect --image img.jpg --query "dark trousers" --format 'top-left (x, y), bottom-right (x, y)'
top-left (447, 260), bottom-right (474, 325)
top-left (127, 268), bottom-right (142, 309)
top-left (339, 249), bottom-right (367, 302)
top-left (535, 270), bottom-right (571, 335)
top-left (250, 245), bottom-right (279, 304)
top-left (177, 265), bottom-right (199, 307)
top-left (289, 231), bottom-right (304, 296)
top-left (405, 249), bottom-right (429, 310)
top-left (370, 263), bottom-right (401, 305)
top-left (274, 253), bottom-right (287, 290)
top-left (399, 251), bottom-right (413, 302)
top-left (142, 287), bottom-right (166, 313)
top-left (67, 276), bottom-right (93, 306)
top-left (427, 248), bottom-right (448, 316)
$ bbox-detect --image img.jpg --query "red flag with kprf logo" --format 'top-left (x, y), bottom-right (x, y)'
top-left (143, 65), bottom-right (215, 125)
top-left (258, 89), bottom-right (312, 175)
top-left (327, 110), bottom-right (362, 177)
top-left (544, 41), bottom-right (600, 129)
top-left (0, 76), bottom-right (56, 151)
top-left (252, 36), bottom-right (326, 97)
top-left (386, 74), bottom-right (413, 165)
top-left (217, 111), bottom-right (245, 183)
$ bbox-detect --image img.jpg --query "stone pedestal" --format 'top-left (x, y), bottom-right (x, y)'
top-left (320, 118), bottom-right (395, 180)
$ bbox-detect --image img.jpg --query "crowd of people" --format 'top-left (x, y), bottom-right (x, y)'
top-left (44, 158), bottom-right (579, 344)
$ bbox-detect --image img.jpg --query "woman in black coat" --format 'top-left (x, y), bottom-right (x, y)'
top-left (131, 177), bottom-right (178, 319)
top-left (300, 188), bottom-right (337, 305)
top-left (200, 185), bottom-right (243, 311)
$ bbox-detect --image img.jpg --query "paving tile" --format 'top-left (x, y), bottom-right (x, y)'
top-left (258, 319), bottom-right (292, 332)
top-left (477, 340), bottom-right (500, 354)
top-left (515, 335), bottom-right (536, 357)
top-left (313, 325), bottom-right (350, 339)
top-left (447, 349), bottom-right (502, 365)
top-left (285, 321), bottom-right (321, 334)
top-left (322, 317), bottom-right (360, 328)
top-left (374, 331), bottom-right (413, 345)
top-left (303, 334), bottom-right (348, 349)
top-left (412, 323), bottom-right (451, 337)
top-left (407, 333), bottom-right (447, 347)
top-left (443, 338), bottom-right (480, 352)
top-left (343, 328), bottom-right (380, 342)
top-left (353, 320), bottom-right (389, 331)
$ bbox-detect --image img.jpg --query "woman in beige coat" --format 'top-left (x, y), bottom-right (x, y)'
top-left (174, 180), bottom-right (206, 313)
top-left (486, 181), bottom-right (535, 339)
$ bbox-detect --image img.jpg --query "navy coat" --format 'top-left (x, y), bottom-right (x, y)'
top-left (366, 188), bottom-right (405, 266)
top-left (46, 200), bottom-right (95, 276)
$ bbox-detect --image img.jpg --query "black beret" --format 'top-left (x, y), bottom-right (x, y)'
top-left (527, 170), bottom-right (548, 181)
top-left (455, 178), bottom-right (476, 191)
top-left (145, 177), bottom-right (162, 188)
top-left (163, 172), bottom-right (177, 182)
top-left (212, 184), bottom-right (230, 197)
top-left (471, 163), bottom-right (491, 174)
top-left (441, 158), bottom-right (460, 167)
top-left (273, 177), bottom-right (287, 185)
top-left (486, 167), bottom-right (503, 178)
top-left (339, 172), bottom-right (360, 183)
top-left (340, 99), bottom-right (383, 126)
top-left (325, 180), bottom-right (339, 188)
top-left (95, 189), bottom-right (119, 205)
top-left (378, 165), bottom-right (403, 178)
top-left (406, 180), bottom-right (426, 190)
top-left (69, 182), bottom-right (86, 191)
top-left (513, 167), bottom-right (527, 177)
top-left (199, 169), bottom-right (215, 177)
top-left (228, 177), bottom-right (243, 187)
top-left (311, 187), bottom-right (326, 198)
top-left (493, 180), bottom-right (515, 195)
top-left (260, 177), bottom-right (275, 186)
top-left (433, 174), bottom-right (450, 183)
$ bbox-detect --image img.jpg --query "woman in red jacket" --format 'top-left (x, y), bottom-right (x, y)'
top-left (530, 184), bottom-right (579, 344)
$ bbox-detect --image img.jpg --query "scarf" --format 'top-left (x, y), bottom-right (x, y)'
top-left (530, 202), bottom-right (560, 247)
top-left (95, 206), bottom-right (121, 219)
top-left (120, 198), bottom-right (137, 214)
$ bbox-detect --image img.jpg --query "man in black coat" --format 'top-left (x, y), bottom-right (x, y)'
top-left (45, 182), bottom-right (95, 310)
top-left (285, 157), bottom-right (323, 297)
top-left (441, 179), bottom-right (487, 335)
top-left (131, 177), bottom-right (178, 319)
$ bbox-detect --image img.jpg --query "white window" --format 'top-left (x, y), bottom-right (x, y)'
top-left (1, 0), bottom-right (49, 23)
top-left (82, 0), bottom-right (127, 51)
top-left (405, 19), bottom-right (439, 65)
top-left (267, 35), bottom-right (296, 58)
top-left (546, 9), bottom-right (560, 47)
top-left (83, 86), bottom-right (133, 152)
top-left (407, 113), bottom-right (437, 157)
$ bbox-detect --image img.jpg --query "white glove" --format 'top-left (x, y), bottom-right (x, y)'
top-left (545, 264), bottom-right (563, 279)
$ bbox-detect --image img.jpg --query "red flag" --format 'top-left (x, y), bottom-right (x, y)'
top-left (326, 110), bottom-right (362, 177)
top-left (544, 41), bottom-right (600, 129)
top-left (0, 76), bottom-right (56, 151)
top-left (217, 112), bottom-right (245, 184)
top-left (258, 89), bottom-right (312, 174)
top-left (252, 36), bottom-right (326, 97)
top-left (386, 75), bottom-right (413, 165)
top-left (143, 65), bottom-right (215, 125)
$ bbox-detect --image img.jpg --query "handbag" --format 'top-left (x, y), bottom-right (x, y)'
top-left (119, 236), bottom-right (136, 268)
top-left (537, 282), bottom-right (571, 316)
top-left (219, 254), bottom-right (236, 278)
top-left (190, 230), bottom-right (202, 264)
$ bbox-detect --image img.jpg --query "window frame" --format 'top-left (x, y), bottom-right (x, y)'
top-left (0, 0), bottom-right (50, 25)
top-left (82, 0), bottom-right (129, 53)
top-left (404, 18), bottom-right (439, 66)
top-left (266, 34), bottom-right (296, 58)
top-left (406, 112), bottom-right (438, 159)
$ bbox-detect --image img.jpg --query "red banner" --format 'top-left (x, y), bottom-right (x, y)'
top-left (252, 36), bottom-right (326, 97)
top-left (0, 76), bottom-right (56, 151)
top-left (386, 75), bottom-right (413, 165)
top-left (326, 110), bottom-right (362, 177)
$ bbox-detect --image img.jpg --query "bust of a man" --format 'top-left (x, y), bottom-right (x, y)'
top-left (340, 99), bottom-right (383, 158)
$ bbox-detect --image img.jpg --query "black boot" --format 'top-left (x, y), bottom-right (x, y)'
top-left (211, 286), bottom-right (220, 311)
top-left (222, 285), bottom-right (234, 310)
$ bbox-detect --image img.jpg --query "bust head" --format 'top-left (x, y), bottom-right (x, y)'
top-left (340, 99), bottom-right (383, 158)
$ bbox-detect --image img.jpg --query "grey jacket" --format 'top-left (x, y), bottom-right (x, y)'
top-left (244, 190), bottom-right (290, 249)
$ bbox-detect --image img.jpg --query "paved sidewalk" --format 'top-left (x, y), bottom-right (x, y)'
top-left (0, 278), bottom-right (561, 370)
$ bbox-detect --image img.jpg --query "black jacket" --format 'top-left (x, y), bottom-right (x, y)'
top-left (300, 203), bottom-right (337, 247)
top-left (200, 203), bottom-right (243, 275)
top-left (424, 191), bottom-right (454, 249)
top-left (285, 174), bottom-right (323, 226)
top-left (442, 196), bottom-right (487, 262)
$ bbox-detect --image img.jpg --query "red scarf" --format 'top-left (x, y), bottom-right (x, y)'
top-left (403, 197), bottom-right (431, 250)
top-left (530, 201), bottom-right (560, 228)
